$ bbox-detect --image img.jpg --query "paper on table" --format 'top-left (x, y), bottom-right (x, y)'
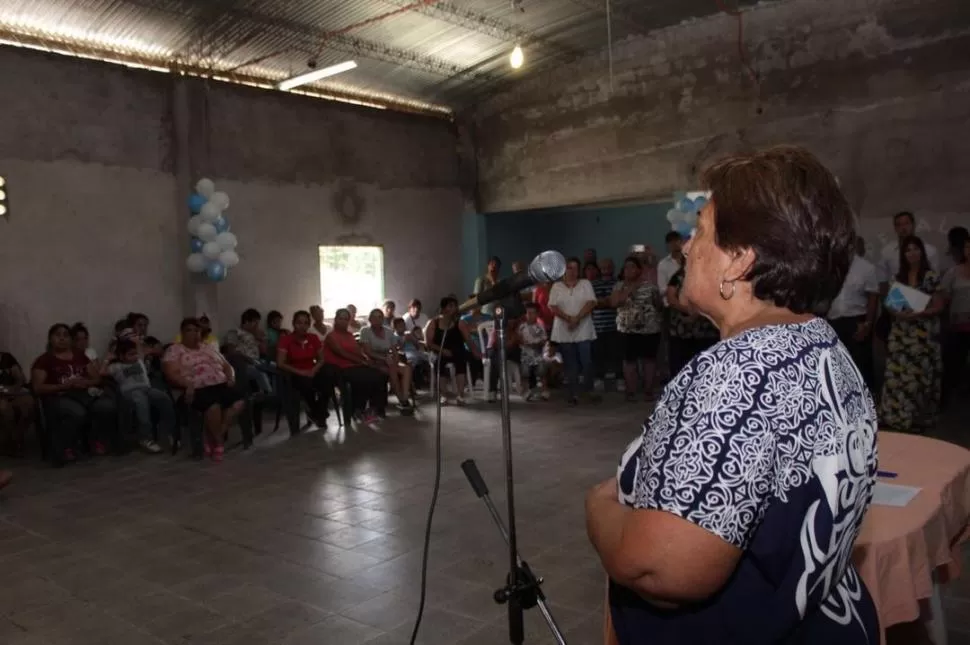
top-left (872, 482), bottom-right (922, 507)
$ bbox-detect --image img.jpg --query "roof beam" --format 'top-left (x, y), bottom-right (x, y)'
top-left (377, 0), bottom-right (584, 60)
top-left (221, 7), bottom-right (499, 84)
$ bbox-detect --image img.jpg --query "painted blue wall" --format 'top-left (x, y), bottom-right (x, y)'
top-left (480, 202), bottom-right (672, 284)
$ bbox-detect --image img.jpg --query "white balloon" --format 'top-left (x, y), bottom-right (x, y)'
top-left (683, 211), bottom-right (698, 226)
top-left (197, 222), bottom-right (218, 242)
top-left (200, 201), bottom-right (222, 222)
top-left (202, 242), bottom-right (222, 260)
top-left (195, 178), bottom-right (216, 198)
top-left (216, 232), bottom-right (238, 250)
top-left (666, 209), bottom-right (681, 223)
top-left (186, 253), bottom-right (207, 273)
top-left (187, 216), bottom-right (203, 236)
top-left (219, 250), bottom-right (240, 268)
top-left (210, 191), bottom-right (230, 210)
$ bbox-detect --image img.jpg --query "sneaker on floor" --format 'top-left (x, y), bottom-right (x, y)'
top-left (540, 390), bottom-right (551, 401)
top-left (439, 396), bottom-right (450, 406)
top-left (486, 392), bottom-right (497, 403)
top-left (138, 439), bottom-right (163, 454)
top-left (455, 396), bottom-right (466, 406)
top-left (524, 389), bottom-right (535, 402)
top-left (64, 448), bottom-right (77, 462)
top-left (93, 441), bottom-right (107, 456)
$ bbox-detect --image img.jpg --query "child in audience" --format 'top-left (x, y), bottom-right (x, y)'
top-left (541, 341), bottom-right (563, 396)
top-left (107, 339), bottom-right (175, 454)
top-left (518, 303), bottom-right (548, 401)
top-left (393, 317), bottom-right (429, 390)
top-left (265, 310), bottom-right (288, 361)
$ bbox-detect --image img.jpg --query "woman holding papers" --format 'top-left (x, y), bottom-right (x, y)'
top-left (879, 235), bottom-right (944, 433)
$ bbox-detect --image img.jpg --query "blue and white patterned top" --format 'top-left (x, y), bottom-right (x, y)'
top-left (613, 318), bottom-right (879, 645)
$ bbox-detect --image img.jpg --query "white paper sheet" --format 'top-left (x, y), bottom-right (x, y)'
top-left (888, 282), bottom-right (931, 313)
top-left (871, 482), bottom-right (922, 507)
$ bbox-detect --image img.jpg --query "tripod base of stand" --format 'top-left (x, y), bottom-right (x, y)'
top-left (495, 562), bottom-right (542, 609)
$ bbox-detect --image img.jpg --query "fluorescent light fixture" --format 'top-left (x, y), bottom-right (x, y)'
top-left (278, 60), bottom-right (358, 91)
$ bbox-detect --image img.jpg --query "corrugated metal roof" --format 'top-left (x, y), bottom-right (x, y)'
top-left (0, 0), bottom-right (764, 116)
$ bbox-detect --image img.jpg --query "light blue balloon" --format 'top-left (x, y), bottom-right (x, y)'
top-left (205, 261), bottom-right (227, 282)
top-left (674, 221), bottom-right (693, 237)
top-left (692, 195), bottom-right (708, 210)
top-left (676, 197), bottom-right (694, 213)
top-left (189, 237), bottom-right (204, 253)
top-left (213, 216), bottom-right (230, 234)
top-left (188, 193), bottom-right (207, 214)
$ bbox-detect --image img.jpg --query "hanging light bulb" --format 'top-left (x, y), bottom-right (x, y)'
top-left (510, 45), bottom-right (524, 69)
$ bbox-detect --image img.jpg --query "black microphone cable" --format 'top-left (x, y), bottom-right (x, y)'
top-left (408, 324), bottom-right (449, 645)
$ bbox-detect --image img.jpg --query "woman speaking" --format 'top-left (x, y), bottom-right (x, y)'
top-left (588, 146), bottom-right (879, 644)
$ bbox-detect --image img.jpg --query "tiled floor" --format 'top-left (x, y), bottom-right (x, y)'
top-left (0, 392), bottom-right (968, 645)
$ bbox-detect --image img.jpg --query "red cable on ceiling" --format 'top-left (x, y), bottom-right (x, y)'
top-left (715, 0), bottom-right (759, 87)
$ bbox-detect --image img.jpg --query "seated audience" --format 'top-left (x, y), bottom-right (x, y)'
top-left (486, 317), bottom-right (521, 402)
top-left (402, 299), bottom-right (428, 341)
top-left (225, 308), bottom-right (272, 394)
top-left (175, 314), bottom-right (219, 350)
top-left (163, 318), bottom-right (243, 462)
top-left (383, 300), bottom-right (396, 322)
top-left (32, 323), bottom-right (118, 463)
top-left (346, 304), bottom-right (363, 333)
top-left (360, 309), bottom-right (413, 410)
top-left (70, 323), bottom-right (99, 362)
top-left (265, 310), bottom-right (288, 360)
top-left (518, 303), bottom-right (549, 401)
top-left (392, 317), bottom-right (427, 366)
top-left (0, 350), bottom-right (33, 457)
top-left (107, 339), bottom-right (175, 454)
top-left (460, 301), bottom-right (492, 385)
top-left (276, 310), bottom-right (329, 428)
top-left (309, 305), bottom-right (329, 340)
top-left (611, 255), bottom-right (663, 402)
top-left (324, 309), bottom-right (389, 419)
top-left (425, 296), bottom-right (481, 405)
top-left (542, 341), bottom-right (564, 388)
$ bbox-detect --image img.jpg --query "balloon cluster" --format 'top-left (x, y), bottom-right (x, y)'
top-left (665, 194), bottom-right (708, 238)
top-left (185, 178), bottom-right (239, 282)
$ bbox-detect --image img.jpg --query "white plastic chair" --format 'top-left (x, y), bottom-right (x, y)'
top-left (429, 352), bottom-right (458, 400)
top-left (478, 320), bottom-right (521, 399)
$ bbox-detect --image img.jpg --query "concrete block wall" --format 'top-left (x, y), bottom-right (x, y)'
top-left (0, 46), bottom-right (463, 361)
top-left (471, 0), bottom-right (970, 245)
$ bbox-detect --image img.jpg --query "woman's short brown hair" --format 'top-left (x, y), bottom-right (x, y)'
top-left (702, 145), bottom-right (855, 314)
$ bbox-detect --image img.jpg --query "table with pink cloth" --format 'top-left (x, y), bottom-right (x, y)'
top-left (854, 431), bottom-right (970, 643)
top-left (602, 431), bottom-right (970, 645)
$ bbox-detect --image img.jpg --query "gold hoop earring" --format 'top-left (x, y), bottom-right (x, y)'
top-left (719, 279), bottom-right (736, 301)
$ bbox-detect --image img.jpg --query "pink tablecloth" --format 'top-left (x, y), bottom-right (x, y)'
top-left (854, 432), bottom-right (970, 638)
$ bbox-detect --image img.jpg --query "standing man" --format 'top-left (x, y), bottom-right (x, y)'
top-left (592, 258), bottom-right (619, 388)
top-left (828, 237), bottom-right (880, 390)
top-left (656, 232), bottom-right (684, 304)
top-left (473, 256), bottom-right (502, 316)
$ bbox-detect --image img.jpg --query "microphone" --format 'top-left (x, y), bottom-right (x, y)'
top-left (458, 250), bottom-right (566, 314)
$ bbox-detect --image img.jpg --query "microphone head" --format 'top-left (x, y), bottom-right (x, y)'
top-left (528, 250), bottom-right (566, 283)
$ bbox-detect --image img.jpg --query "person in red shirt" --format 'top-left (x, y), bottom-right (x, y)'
top-left (533, 281), bottom-right (554, 331)
top-left (31, 323), bottom-right (118, 465)
top-left (276, 310), bottom-right (329, 431)
top-left (324, 309), bottom-right (389, 419)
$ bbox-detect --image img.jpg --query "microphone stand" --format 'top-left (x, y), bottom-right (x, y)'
top-left (461, 306), bottom-right (567, 645)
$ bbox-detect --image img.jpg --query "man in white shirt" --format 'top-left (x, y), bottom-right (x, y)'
top-left (829, 237), bottom-right (879, 389)
top-left (656, 231), bottom-right (684, 304)
top-left (401, 299), bottom-right (428, 342)
top-left (877, 211), bottom-right (938, 343)
top-left (879, 211), bottom-right (939, 284)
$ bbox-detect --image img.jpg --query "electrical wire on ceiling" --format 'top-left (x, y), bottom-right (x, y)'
top-left (714, 0), bottom-right (760, 91)
top-left (606, 0), bottom-right (614, 95)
